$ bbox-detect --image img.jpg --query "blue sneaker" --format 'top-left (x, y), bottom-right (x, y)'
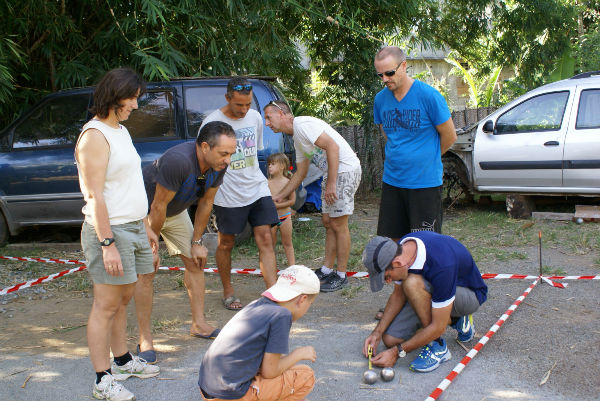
top-left (409, 339), bottom-right (452, 372)
top-left (451, 315), bottom-right (474, 342)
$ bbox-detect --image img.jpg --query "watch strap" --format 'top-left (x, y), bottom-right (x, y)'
top-left (100, 237), bottom-right (115, 247)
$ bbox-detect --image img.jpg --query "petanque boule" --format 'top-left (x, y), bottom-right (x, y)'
top-left (363, 369), bottom-right (378, 384)
top-left (363, 344), bottom-right (378, 385)
top-left (380, 367), bottom-right (395, 382)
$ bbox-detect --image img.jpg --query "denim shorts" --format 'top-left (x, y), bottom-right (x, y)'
top-left (81, 220), bottom-right (154, 285)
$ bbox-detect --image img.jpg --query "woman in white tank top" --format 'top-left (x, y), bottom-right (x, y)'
top-left (75, 68), bottom-right (160, 400)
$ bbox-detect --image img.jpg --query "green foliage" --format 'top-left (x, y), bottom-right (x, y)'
top-left (446, 55), bottom-right (502, 108)
top-left (0, 0), bottom-right (428, 129)
top-left (575, 22), bottom-right (600, 72)
top-left (1, 0), bottom-right (599, 130)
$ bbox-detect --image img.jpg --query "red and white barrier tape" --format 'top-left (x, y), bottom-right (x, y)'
top-left (0, 265), bottom-right (88, 296)
top-left (0, 255), bottom-right (84, 265)
top-left (4, 255), bottom-right (600, 280)
top-left (424, 277), bottom-right (541, 401)
top-left (2, 254), bottom-right (596, 295)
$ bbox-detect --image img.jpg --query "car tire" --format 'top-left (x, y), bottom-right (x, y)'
top-left (442, 155), bottom-right (472, 207)
top-left (0, 213), bottom-right (8, 247)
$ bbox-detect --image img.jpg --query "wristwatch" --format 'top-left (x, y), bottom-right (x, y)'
top-left (100, 238), bottom-right (115, 247)
top-left (397, 344), bottom-right (406, 358)
top-left (191, 238), bottom-right (203, 246)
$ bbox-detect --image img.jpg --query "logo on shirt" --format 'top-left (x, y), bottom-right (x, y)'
top-left (230, 126), bottom-right (257, 170)
top-left (304, 147), bottom-right (327, 172)
top-left (382, 109), bottom-right (421, 131)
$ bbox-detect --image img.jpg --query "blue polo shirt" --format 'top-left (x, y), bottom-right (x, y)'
top-left (399, 231), bottom-right (487, 308)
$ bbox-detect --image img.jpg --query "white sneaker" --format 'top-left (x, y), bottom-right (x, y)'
top-left (93, 373), bottom-right (135, 401)
top-left (111, 355), bottom-right (160, 380)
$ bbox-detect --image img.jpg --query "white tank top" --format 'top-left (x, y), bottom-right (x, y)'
top-left (77, 119), bottom-right (148, 225)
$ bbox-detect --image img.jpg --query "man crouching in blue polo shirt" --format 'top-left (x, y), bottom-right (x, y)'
top-left (362, 231), bottom-right (488, 372)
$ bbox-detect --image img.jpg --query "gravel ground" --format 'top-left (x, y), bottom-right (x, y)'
top-left (0, 204), bottom-right (599, 401)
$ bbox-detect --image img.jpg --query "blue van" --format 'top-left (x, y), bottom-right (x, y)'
top-left (0, 77), bottom-right (302, 245)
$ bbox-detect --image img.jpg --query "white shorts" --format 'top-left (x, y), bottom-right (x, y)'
top-left (321, 166), bottom-right (362, 218)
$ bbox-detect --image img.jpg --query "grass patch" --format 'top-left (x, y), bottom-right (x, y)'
top-left (339, 284), bottom-right (364, 299)
top-left (152, 317), bottom-right (182, 332)
top-left (542, 265), bottom-right (567, 276)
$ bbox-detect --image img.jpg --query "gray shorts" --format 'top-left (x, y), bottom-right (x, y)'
top-left (385, 281), bottom-right (481, 340)
top-left (81, 220), bottom-right (154, 285)
top-left (321, 166), bottom-right (362, 218)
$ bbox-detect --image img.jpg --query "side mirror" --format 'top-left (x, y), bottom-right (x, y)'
top-left (482, 120), bottom-right (494, 134)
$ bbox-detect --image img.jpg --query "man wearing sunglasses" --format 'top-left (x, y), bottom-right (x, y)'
top-left (264, 101), bottom-right (362, 292)
top-left (201, 77), bottom-right (280, 311)
top-left (133, 121), bottom-right (237, 361)
top-left (372, 46), bottom-right (457, 309)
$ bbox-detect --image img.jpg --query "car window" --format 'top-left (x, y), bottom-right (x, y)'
top-left (184, 86), bottom-right (258, 138)
top-left (495, 91), bottom-right (569, 134)
top-left (576, 89), bottom-right (600, 129)
top-left (12, 93), bottom-right (90, 149)
top-left (122, 90), bottom-right (176, 140)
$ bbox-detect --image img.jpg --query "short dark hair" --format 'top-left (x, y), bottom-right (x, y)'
top-left (90, 68), bottom-right (146, 119)
top-left (226, 76), bottom-right (252, 97)
top-left (197, 121), bottom-right (236, 148)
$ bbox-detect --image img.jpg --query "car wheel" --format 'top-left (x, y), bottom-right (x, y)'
top-left (442, 155), bottom-right (472, 208)
top-left (0, 213), bottom-right (8, 247)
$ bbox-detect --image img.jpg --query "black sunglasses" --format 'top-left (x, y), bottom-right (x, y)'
top-left (231, 84), bottom-right (252, 91)
top-left (377, 62), bottom-right (403, 78)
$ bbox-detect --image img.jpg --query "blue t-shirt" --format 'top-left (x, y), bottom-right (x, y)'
top-left (401, 231), bottom-right (488, 308)
top-left (143, 141), bottom-right (226, 217)
top-left (373, 80), bottom-right (451, 189)
top-left (198, 297), bottom-right (291, 399)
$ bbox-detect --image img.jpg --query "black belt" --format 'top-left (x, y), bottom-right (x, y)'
top-left (200, 388), bottom-right (215, 400)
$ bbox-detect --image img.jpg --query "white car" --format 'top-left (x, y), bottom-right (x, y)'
top-left (444, 71), bottom-right (600, 216)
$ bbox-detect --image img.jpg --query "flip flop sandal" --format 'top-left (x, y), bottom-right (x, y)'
top-left (190, 328), bottom-right (221, 339)
top-left (222, 295), bottom-right (243, 311)
top-left (374, 308), bottom-right (385, 321)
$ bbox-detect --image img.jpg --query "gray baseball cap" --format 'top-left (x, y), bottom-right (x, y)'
top-left (362, 236), bottom-right (398, 292)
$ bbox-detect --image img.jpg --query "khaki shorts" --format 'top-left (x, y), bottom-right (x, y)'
top-left (160, 209), bottom-right (194, 258)
top-left (81, 220), bottom-right (154, 285)
top-left (200, 365), bottom-right (314, 401)
top-left (321, 166), bottom-right (362, 218)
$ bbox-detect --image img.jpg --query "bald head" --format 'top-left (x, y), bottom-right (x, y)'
top-left (375, 46), bottom-right (406, 64)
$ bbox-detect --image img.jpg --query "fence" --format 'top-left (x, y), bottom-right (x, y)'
top-left (336, 107), bottom-right (495, 193)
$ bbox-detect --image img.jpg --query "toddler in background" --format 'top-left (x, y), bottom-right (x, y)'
top-left (267, 153), bottom-right (296, 266)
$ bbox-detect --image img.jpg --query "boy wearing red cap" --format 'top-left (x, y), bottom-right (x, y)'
top-left (198, 265), bottom-right (319, 401)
